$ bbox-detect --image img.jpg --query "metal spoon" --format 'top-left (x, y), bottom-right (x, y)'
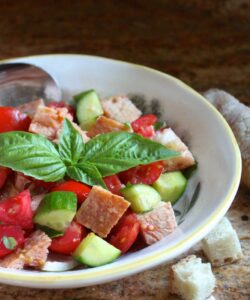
top-left (0, 63), bottom-right (61, 106)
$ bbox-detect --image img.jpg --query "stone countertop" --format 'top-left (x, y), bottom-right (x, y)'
top-left (0, 1), bottom-right (249, 299)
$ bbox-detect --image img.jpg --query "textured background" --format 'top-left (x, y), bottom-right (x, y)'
top-left (0, 0), bottom-right (249, 299)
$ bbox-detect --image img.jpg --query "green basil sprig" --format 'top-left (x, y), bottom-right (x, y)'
top-left (0, 119), bottom-right (179, 187)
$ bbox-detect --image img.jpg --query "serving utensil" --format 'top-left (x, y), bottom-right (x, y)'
top-left (0, 63), bottom-right (61, 106)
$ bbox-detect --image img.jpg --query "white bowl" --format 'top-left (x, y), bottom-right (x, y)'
top-left (0, 54), bottom-right (241, 288)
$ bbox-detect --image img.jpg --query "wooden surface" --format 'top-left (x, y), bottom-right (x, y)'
top-left (0, 0), bottom-right (249, 299)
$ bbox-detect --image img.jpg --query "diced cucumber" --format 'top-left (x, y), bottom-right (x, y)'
top-left (121, 184), bottom-right (161, 213)
top-left (33, 191), bottom-right (77, 232)
top-left (73, 233), bottom-right (121, 267)
top-left (74, 89), bottom-right (103, 130)
top-left (153, 171), bottom-right (187, 204)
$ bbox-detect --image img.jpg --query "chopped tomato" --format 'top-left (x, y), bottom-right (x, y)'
top-left (49, 221), bottom-right (87, 255)
top-left (32, 179), bottom-right (58, 191)
top-left (104, 175), bottom-right (122, 195)
top-left (48, 101), bottom-right (75, 119)
top-left (0, 107), bottom-right (31, 133)
top-left (119, 161), bottom-right (164, 185)
top-left (52, 180), bottom-right (91, 204)
top-left (131, 114), bottom-right (157, 138)
top-left (108, 210), bottom-right (140, 253)
top-left (0, 190), bottom-right (33, 229)
top-left (0, 225), bottom-right (24, 258)
top-left (0, 167), bottom-right (12, 189)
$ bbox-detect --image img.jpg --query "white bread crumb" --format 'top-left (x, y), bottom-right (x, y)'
top-left (171, 255), bottom-right (216, 300)
top-left (202, 217), bottom-right (243, 267)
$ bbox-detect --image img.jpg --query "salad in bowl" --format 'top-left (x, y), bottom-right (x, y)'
top-left (0, 90), bottom-right (195, 270)
top-left (0, 54), bottom-right (241, 288)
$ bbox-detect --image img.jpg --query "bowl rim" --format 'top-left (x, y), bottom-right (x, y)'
top-left (0, 54), bottom-right (242, 287)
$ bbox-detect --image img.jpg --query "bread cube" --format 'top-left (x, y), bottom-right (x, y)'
top-left (202, 217), bottom-right (243, 266)
top-left (136, 202), bottom-right (177, 245)
top-left (102, 95), bottom-right (142, 123)
top-left (76, 186), bottom-right (130, 238)
top-left (152, 128), bottom-right (195, 171)
top-left (171, 255), bottom-right (216, 300)
top-left (88, 116), bottom-right (131, 138)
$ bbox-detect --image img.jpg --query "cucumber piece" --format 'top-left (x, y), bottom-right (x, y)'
top-left (153, 171), bottom-right (187, 204)
top-left (74, 89), bottom-right (103, 130)
top-left (73, 233), bottom-right (121, 267)
top-left (36, 225), bottom-right (64, 238)
top-left (121, 184), bottom-right (161, 213)
top-left (34, 191), bottom-right (77, 232)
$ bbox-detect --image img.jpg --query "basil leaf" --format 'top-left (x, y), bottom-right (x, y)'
top-left (58, 119), bottom-right (84, 165)
top-left (154, 121), bottom-right (167, 131)
top-left (2, 236), bottom-right (17, 250)
top-left (0, 131), bottom-right (66, 182)
top-left (67, 162), bottom-right (106, 188)
top-left (81, 132), bottom-right (179, 176)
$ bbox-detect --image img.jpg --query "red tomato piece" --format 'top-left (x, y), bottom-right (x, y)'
top-left (48, 101), bottom-right (75, 119)
top-left (108, 211), bottom-right (140, 253)
top-left (0, 167), bottom-right (12, 189)
top-left (119, 161), bottom-right (164, 185)
top-left (0, 190), bottom-right (33, 229)
top-left (131, 114), bottom-right (157, 138)
top-left (52, 180), bottom-right (91, 204)
top-left (103, 175), bottom-right (122, 195)
top-left (49, 221), bottom-right (87, 255)
top-left (0, 225), bottom-right (25, 258)
top-left (131, 114), bottom-right (157, 131)
top-left (0, 107), bottom-right (31, 133)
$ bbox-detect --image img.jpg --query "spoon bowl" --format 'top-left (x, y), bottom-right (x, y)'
top-left (0, 63), bottom-right (61, 106)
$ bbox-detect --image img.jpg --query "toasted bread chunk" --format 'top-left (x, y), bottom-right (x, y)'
top-left (136, 202), bottom-right (177, 245)
top-left (171, 255), bottom-right (216, 300)
top-left (29, 106), bottom-right (73, 141)
top-left (202, 217), bottom-right (243, 266)
top-left (88, 116), bottom-right (131, 138)
top-left (0, 230), bottom-right (51, 269)
top-left (102, 95), bottom-right (142, 123)
top-left (76, 186), bottom-right (130, 238)
top-left (153, 128), bottom-right (195, 171)
top-left (17, 98), bottom-right (45, 118)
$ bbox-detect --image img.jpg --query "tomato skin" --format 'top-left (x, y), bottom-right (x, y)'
top-left (119, 161), bottom-right (164, 185)
top-left (0, 167), bottom-right (11, 189)
top-left (108, 211), bottom-right (140, 253)
top-left (0, 225), bottom-right (25, 258)
top-left (103, 175), bottom-right (122, 195)
top-left (0, 190), bottom-right (33, 229)
top-left (49, 222), bottom-right (87, 255)
top-left (0, 107), bottom-right (31, 133)
top-left (131, 114), bottom-right (157, 138)
top-left (48, 101), bottom-right (75, 119)
top-left (52, 180), bottom-right (91, 204)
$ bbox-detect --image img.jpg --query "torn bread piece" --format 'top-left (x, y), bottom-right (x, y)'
top-left (136, 201), bottom-right (177, 245)
top-left (29, 105), bottom-right (73, 141)
top-left (88, 115), bottom-right (131, 138)
top-left (171, 255), bottom-right (216, 300)
top-left (202, 217), bottom-right (243, 267)
top-left (0, 230), bottom-right (51, 269)
top-left (102, 95), bottom-right (142, 123)
top-left (152, 128), bottom-right (195, 171)
top-left (76, 186), bottom-right (130, 238)
top-left (17, 98), bottom-right (45, 118)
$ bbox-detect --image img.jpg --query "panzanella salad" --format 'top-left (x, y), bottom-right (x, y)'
top-left (0, 90), bottom-right (195, 271)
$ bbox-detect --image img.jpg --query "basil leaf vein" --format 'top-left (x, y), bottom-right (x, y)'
top-left (80, 132), bottom-right (179, 176)
top-left (58, 119), bottom-right (84, 164)
top-left (0, 132), bottom-right (66, 182)
top-left (66, 162), bottom-right (106, 188)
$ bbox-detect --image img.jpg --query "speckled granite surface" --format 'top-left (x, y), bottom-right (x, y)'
top-left (0, 0), bottom-right (249, 299)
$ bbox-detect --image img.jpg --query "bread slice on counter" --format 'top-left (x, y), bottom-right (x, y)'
top-left (202, 217), bottom-right (243, 267)
top-left (170, 255), bottom-right (216, 300)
